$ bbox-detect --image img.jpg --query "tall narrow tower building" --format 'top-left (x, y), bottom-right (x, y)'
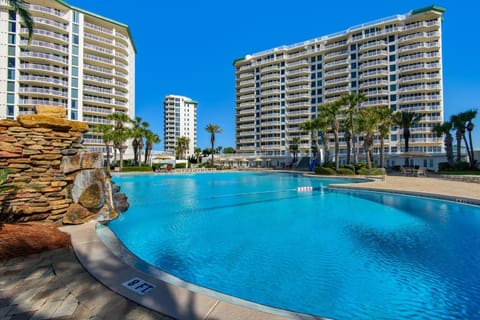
top-left (163, 94), bottom-right (198, 158)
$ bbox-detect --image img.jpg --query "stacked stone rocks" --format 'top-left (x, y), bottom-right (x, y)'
top-left (0, 106), bottom-right (121, 224)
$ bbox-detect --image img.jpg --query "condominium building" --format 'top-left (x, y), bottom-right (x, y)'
top-left (0, 0), bottom-right (136, 154)
top-left (163, 94), bottom-right (198, 157)
top-left (233, 6), bottom-right (445, 167)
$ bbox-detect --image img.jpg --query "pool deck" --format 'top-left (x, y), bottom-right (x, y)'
top-left (1, 174), bottom-right (479, 320)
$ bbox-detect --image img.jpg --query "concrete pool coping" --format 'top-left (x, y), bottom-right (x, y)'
top-left (63, 221), bottom-right (319, 320)
top-left (64, 173), bottom-right (480, 320)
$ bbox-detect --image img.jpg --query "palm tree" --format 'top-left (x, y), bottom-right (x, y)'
top-left (9, 0), bottom-right (34, 41)
top-left (340, 93), bottom-right (366, 164)
top-left (376, 106), bottom-right (395, 168)
top-left (205, 124), bottom-right (222, 166)
top-left (107, 112), bottom-right (132, 171)
top-left (463, 109), bottom-right (477, 167)
top-left (289, 137), bottom-right (301, 162)
top-left (320, 101), bottom-right (342, 171)
top-left (130, 117), bottom-right (149, 166)
top-left (299, 120), bottom-right (321, 163)
top-left (357, 107), bottom-right (381, 169)
top-left (144, 130), bottom-right (160, 165)
top-left (394, 111), bottom-right (424, 166)
top-left (94, 123), bottom-right (115, 170)
top-left (176, 136), bottom-right (190, 160)
top-left (432, 122), bottom-right (454, 166)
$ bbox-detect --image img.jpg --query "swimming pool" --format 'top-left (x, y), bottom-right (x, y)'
top-left (108, 172), bottom-right (480, 319)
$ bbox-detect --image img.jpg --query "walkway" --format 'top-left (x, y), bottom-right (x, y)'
top-left (0, 174), bottom-right (479, 319)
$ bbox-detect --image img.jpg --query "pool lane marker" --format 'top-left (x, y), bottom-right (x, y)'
top-left (122, 277), bottom-right (156, 295)
top-left (296, 186), bottom-right (313, 192)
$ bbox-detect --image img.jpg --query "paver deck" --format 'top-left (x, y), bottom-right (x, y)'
top-left (0, 174), bottom-right (478, 319)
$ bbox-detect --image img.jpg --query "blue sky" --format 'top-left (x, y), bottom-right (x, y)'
top-left (68, 0), bottom-right (480, 149)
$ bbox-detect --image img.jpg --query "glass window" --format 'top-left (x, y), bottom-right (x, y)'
top-left (311, 65), bottom-right (316, 71)
top-left (351, 53), bottom-right (356, 59)
top-left (281, 77), bottom-right (285, 83)
top-left (71, 78), bottom-right (78, 88)
top-left (7, 81), bottom-right (14, 91)
top-left (351, 81), bottom-right (357, 88)
top-left (311, 98), bottom-right (316, 104)
top-left (71, 100), bottom-right (78, 109)
top-left (72, 67), bottom-right (78, 76)
top-left (73, 11), bottom-right (80, 23)
top-left (7, 105), bottom-right (14, 116)
top-left (390, 65), bottom-right (396, 72)
top-left (8, 69), bottom-right (15, 80)
top-left (389, 35), bottom-right (395, 42)
top-left (7, 93), bottom-right (14, 104)
top-left (8, 57), bottom-right (15, 68)
top-left (389, 55), bottom-right (396, 62)
top-left (391, 135), bottom-right (397, 141)
top-left (389, 45), bottom-right (395, 52)
top-left (317, 89), bottom-right (322, 94)
top-left (317, 71), bottom-right (322, 78)
top-left (8, 34), bottom-right (15, 44)
top-left (71, 89), bottom-right (78, 98)
top-left (8, 22), bottom-right (16, 33)
top-left (73, 35), bottom-right (79, 44)
top-left (8, 46), bottom-right (15, 56)
top-left (72, 45), bottom-right (79, 55)
top-left (311, 57), bottom-right (316, 63)
top-left (71, 110), bottom-right (78, 120)
top-left (311, 73), bottom-right (316, 79)
top-left (311, 81), bottom-right (316, 87)
top-left (317, 80), bottom-right (322, 86)
top-left (390, 84), bottom-right (396, 91)
top-left (351, 62), bottom-right (357, 69)
top-left (390, 94), bottom-right (397, 101)
top-left (390, 75), bottom-right (396, 81)
top-left (351, 72), bottom-right (357, 78)
top-left (350, 44), bottom-right (357, 51)
top-left (73, 24), bottom-right (79, 34)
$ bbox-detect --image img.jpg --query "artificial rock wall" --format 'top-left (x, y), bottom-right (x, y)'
top-left (0, 106), bottom-right (120, 224)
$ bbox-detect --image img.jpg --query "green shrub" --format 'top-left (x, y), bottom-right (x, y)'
top-left (452, 161), bottom-right (469, 171)
top-left (175, 162), bottom-right (187, 169)
top-left (121, 166), bottom-right (153, 172)
top-left (357, 168), bottom-right (383, 175)
top-left (438, 162), bottom-right (451, 171)
top-left (336, 168), bottom-right (355, 175)
top-left (314, 166), bottom-right (336, 175)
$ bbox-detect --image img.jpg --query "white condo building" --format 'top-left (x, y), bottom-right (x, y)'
top-left (163, 94), bottom-right (198, 158)
top-left (0, 0), bottom-right (136, 154)
top-left (233, 6), bottom-right (445, 168)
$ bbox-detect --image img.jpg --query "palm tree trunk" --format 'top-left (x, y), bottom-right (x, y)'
top-left (334, 130), bottom-right (340, 171)
top-left (462, 135), bottom-right (473, 165)
top-left (380, 138), bottom-right (385, 168)
top-left (467, 131), bottom-right (475, 167)
top-left (455, 131), bottom-right (462, 162)
top-left (105, 143), bottom-right (111, 171)
top-left (445, 135), bottom-right (453, 166)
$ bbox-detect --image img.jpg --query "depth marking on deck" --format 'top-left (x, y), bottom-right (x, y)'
top-left (122, 277), bottom-right (156, 295)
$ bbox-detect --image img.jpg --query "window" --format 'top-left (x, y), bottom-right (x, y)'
top-left (311, 57), bottom-right (316, 63)
top-left (351, 72), bottom-right (357, 78)
top-left (73, 35), bottom-right (79, 44)
top-left (391, 135), bottom-right (397, 141)
top-left (389, 45), bottom-right (395, 52)
top-left (8, 34), bottom-right (15, 44)
top-left (71, 78), bottom-right (78, 88)
top-left (7, 105), bottom-right (14, 116)
top-left (72, 67), bottom-right (78, 76)
top-left (351, 62), bottom-right (357, 69)
top-left (390, 74), bottom-right (396, 81)
top-left (71, 100), bottom-right (78, 109)
top-left (73, 24), bottom-right (79, 34)
top-left (73, 11), bottom-right (80, 23)
top-left (311, 65), bottom-right (316, 71)
top-left (71, 89), bottom-right (78, 98)
top-left (72, 45), bottom-right (79, 55)
top-left (8, 69), bottom-right (15, 80)
top-left (8, 22), bottom-right (16, 33)
top-left (8, 57), bottom-right (15, 68)
top-left (311, 81), bottom-right (316, 87)
top-left (390, 84), bottom-right (396, 91)
top-left (390, 94), bottom-right (397, 101)
top-left (71, 110), bottom-right (78, 120)
top-left (311, 73), bottom-right (316, 79)
top-left (317, 71), bottom-right (322, 78)
top-left (7, 93), bottom-right (14, 104)
top-left (8, 46), bottom-right (15, 56)
top-left (9, 10), bottom-right (16, 20)
top-left (390, 65), bottom-right (396, 72)
top-left (351, 81), bottom-right (357, 88)
top-left (350, 44), bottom-right (357, 51)
top-left (351, 53), bottom-right (356, 60)
top-left (7, 81), bottom-right (14, 91)
top-left (389, 55), bottom-right (396, 62)
top-left (389, 35), bottom-right (395, 42)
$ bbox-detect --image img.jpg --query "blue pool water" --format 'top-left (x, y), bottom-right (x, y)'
top-left (108, 172), bottom-right (480, 319)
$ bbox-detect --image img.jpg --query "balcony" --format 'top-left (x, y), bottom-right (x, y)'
top-left (19, 63), bottom-right (67, 76)
top-left (20, 51), bottom-right (68, 65)
top-left (19, 87), bottom-right (67, 97)
top-left (33, 17), bottom-right (68, 32)
top-left (84, 22), bottom-right (114, 35)
top-left (22, 28), bottom-right (68, 43)
top-left (19, 75), bottom-right (67, 86)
